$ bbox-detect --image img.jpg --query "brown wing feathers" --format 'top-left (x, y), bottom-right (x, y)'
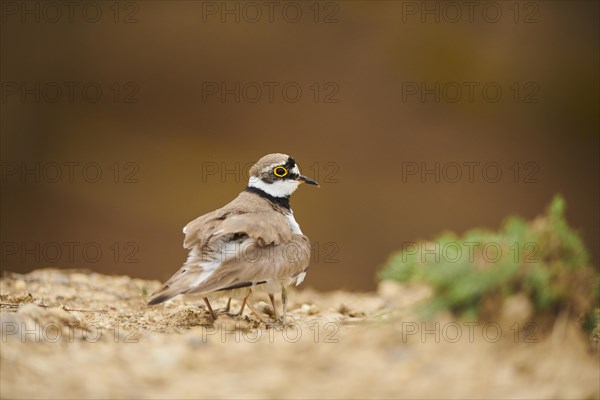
top-left (147, 191), bottom-right (304, 305)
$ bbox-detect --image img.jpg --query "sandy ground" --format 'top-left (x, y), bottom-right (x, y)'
top-left (1, 268), bottom-right (598, 399)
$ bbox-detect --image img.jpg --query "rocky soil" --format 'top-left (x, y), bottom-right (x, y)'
top-left (1, 269), bottom-right (598, 399)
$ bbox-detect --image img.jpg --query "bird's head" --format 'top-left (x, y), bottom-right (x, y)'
top-left (248, 153), bottom-right (319, 198)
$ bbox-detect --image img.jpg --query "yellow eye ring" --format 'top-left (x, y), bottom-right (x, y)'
top-left (273, 166), bottom-right (288, 177)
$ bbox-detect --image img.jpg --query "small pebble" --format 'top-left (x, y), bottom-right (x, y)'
top-left (14, 279), bottom-right (26, 291)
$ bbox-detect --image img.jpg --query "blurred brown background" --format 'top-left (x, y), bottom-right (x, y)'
top-left (1, 1), bottom-right (598, 291)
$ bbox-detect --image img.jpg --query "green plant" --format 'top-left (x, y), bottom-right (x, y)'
top-left (379, 195), bottom-right (599, 331)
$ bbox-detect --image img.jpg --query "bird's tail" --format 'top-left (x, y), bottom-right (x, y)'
top-left (147, 284), bottom-right (180, 306)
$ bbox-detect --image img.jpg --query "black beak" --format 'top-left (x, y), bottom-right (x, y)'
top-left (298, 175), bottom-right (320, 187)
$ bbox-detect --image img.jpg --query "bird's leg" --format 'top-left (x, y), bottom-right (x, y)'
top-left (281, 285), bottom-right (288, 325)
top-left (235, 295), bottom-right (248, 317)
top-left (268, 293), bottom-right (280, 322)
top-left (213, 297), bottom-right (232, 314)
top-left (203, 297), bottom-right (217, 320)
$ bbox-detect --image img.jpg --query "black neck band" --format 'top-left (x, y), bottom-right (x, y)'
top-left (245, 186), bottom-right (291, 210)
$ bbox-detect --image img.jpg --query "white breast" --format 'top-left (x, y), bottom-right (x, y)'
top-left (286, 213), bottom-right (303, 234)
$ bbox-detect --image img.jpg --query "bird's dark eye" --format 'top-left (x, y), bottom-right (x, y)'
top-left (273, 166), bottom-right (288, 177)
